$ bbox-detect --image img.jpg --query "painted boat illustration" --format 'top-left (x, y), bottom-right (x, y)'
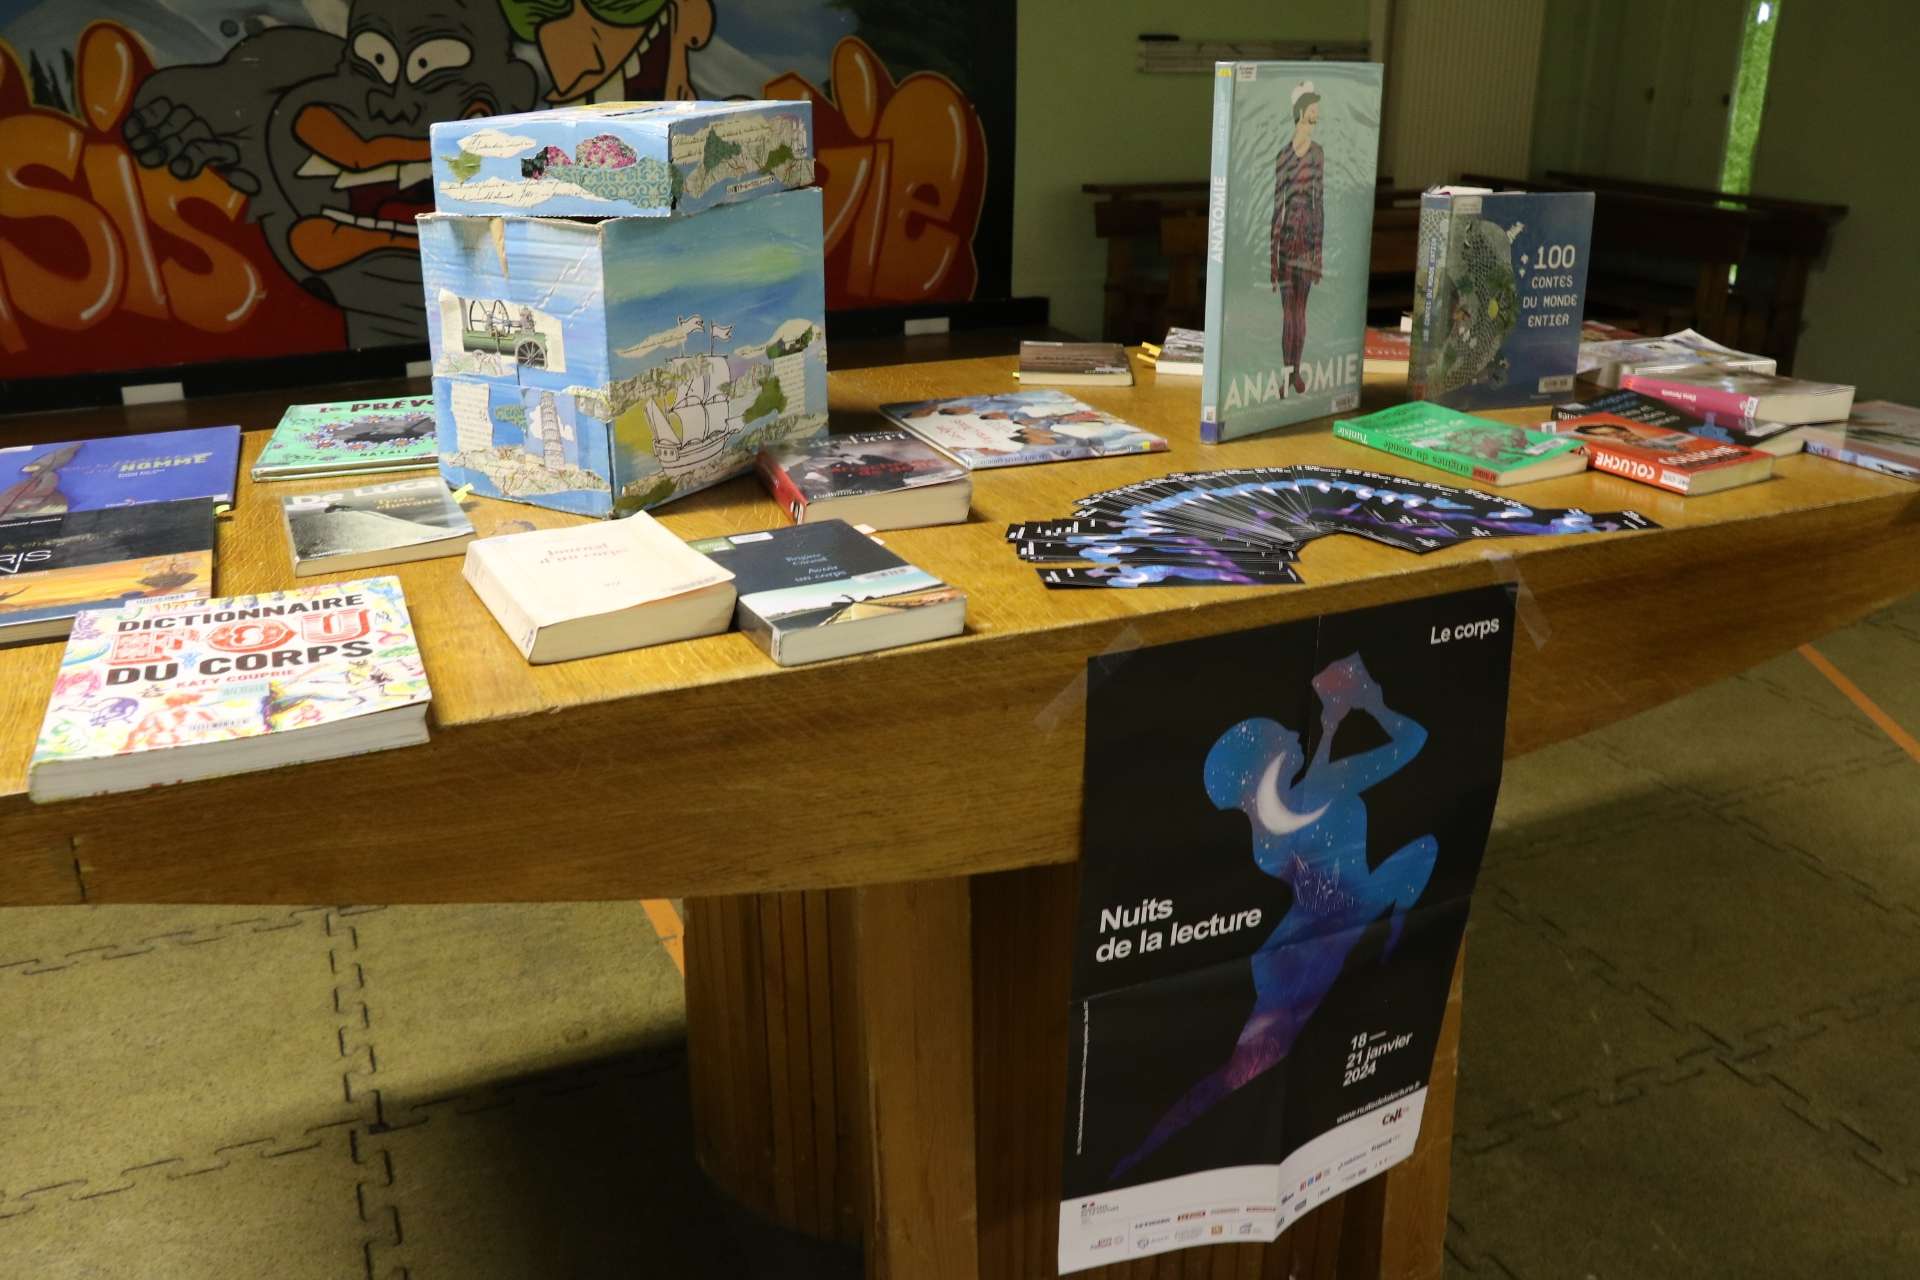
top-left (646, 354), bottom-right (741, 470)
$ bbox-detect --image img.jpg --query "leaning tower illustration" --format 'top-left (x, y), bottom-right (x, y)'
top-left (535, 392), bottom-right (567, 471)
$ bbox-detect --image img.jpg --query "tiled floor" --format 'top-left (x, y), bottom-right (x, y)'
top-left (2, 595), bottom-right (1915, 1278)
top-left (1447, 591), bottom-right (1920, 1277)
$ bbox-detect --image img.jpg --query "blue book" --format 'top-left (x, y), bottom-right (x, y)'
top-left (1409, 188), bottom-right (1595, 411)
top-left (0, 427), bottom-right (240, 519)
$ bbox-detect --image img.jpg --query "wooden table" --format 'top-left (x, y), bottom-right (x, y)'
top-left (4, 355), bottom-right (1918, 1280)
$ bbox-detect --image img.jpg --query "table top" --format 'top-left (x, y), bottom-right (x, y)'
top-left (3, 354), bottom-right (1916, 906)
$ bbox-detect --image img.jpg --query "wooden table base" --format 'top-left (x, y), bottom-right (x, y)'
top-left (684, 868), bottom-right (1462, 1280)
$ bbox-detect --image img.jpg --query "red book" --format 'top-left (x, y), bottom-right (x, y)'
top-left (1364, 327), bottom-right (1411, 366)
top-left (1621, 368), bottom-right (1854, 426)
top-left (1551, 413), bottom-right (1774, 495)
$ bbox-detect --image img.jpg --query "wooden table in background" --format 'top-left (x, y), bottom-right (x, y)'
top-left (4, 354), bottom-right (1918, 1280)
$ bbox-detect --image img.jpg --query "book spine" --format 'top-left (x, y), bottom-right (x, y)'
top-left (1804, 438), bottom-right (1919, 481)
top-left (1330, 424), bottom-right (1473, 479)
top-left (1623, 375), bottom-right (1760, 422)
top-left (755, 453), bottom-right (810, 523)
top-left (1586, 445), bottom-right (1686, 494)
top-left (1407, 194), bottom-right (1452, 401)
top-left (1198, 64), bottom-right (1236, 445)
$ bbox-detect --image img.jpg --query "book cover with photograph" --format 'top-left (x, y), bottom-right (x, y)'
top-left (691, 521), bottom-right (964, 665)
top-left (756, 429), bottom-right (970, 528)
top-left (881, 390), bottom-right (1168, 470)
top-left (1201, 61), bottom-right (1382, 442)
top-left (1550, 413), bottom-right (1773, 495)
top-left (253, 396), bottom-right (439, 481)
top-left (281, 477), bottom-right (475, 576)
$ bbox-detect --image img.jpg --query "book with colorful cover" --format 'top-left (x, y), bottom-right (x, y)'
top-left (1409, 188), bottom-right (1595, 410)
top-left (1332, 402), bottom-right (1588, 486)
top-left (281, 477), bottom-right (475, 576)
top-left (0, 499), bottom-right (215, 643)
top-left (1622, 367), bottom-right (1854, 425)
top-left (0, 427), bottom-right (240, 518)
top-left (1552, 388), bottom-right (1809, 456)
top-left (880, 390), bottom-right (1169, 470)
top-left (1549, 413), bottom-right (1773, 495)
top-left (755, 429), bottom-right (970, 529)
top-left (28, 576), bottom-right (430, 802)
top-left (1802, 401), bottom-right (1920, 481)
top-left (689, 521), bottom-right (965, 666)
top-left (1200, 61), bottom-right (1382, 442)
top-left (253, 396), bottom-right (440, 481)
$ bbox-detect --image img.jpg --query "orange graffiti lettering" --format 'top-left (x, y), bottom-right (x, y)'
top-left (766, 36), bottom-right (985, 309)
top-left (0, 22), bottom-right (341, 377)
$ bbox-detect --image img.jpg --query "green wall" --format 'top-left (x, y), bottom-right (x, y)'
top-left (1011, 1), bottom-right (1368, 339)
top-left (1751, 0), bottom-right (1915, 403)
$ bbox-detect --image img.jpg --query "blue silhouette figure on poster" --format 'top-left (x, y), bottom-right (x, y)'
top-left (1111, 653), bottom-right (1436, 1181)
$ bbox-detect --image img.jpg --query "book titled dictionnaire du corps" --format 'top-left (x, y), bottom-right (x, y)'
top-left (1201, 61), bottom-right (1383, 442)
top-left (29, 577), bottom-right (431, 802)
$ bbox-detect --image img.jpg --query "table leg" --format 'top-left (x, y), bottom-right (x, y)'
top-left (685, 873), bottom-right (1462, 1280)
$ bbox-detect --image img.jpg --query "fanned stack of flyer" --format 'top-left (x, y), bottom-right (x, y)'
top-left (1008, 466), bottom-right (1658, 588)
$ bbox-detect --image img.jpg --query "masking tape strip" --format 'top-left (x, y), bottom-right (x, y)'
top-left (1479, 547), bottom-right (1550, 650)
top-left (1034, 623), bottom-right (1146, 733)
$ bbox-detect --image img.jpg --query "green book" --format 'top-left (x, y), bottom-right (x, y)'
top-left (1331, 402), bottom-right (1588, 487)
top-left (252, 395), bottom-right (439, 481)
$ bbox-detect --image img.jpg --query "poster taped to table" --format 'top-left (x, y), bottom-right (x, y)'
top-left (1059, 585), bottom-right (1515, 1271)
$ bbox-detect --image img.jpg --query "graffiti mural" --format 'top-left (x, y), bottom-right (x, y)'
top-left (0, 0), bottom-right (1013, 382)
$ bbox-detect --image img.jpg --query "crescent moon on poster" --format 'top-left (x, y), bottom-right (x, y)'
top-left (1255, 755), bottom-right (1328, 835)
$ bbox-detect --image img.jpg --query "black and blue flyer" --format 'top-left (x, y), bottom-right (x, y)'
top-left (1060, 585), bottom-right (1515, 1271)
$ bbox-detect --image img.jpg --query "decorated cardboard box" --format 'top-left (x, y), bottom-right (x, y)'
top-left (421, 186), bottom-right (828, 518)
top-left (430, 101), bottom-right (814, 220)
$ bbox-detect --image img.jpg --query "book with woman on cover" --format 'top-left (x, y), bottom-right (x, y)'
top-left (1201, 61), bottom-right (1383, 442)
top-left (881, 390), bottom-right (1168, 470)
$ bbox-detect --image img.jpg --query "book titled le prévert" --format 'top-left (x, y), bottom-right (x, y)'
top-left (463, 514), bottom-right (735, 664)
top-left (28, 576), bottom-right (431, 803)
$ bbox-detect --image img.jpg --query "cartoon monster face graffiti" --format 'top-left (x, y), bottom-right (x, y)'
top-left (121, 0), bottom-right (538, 346)
top-left (503, 0), bottom-right (715, 104)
